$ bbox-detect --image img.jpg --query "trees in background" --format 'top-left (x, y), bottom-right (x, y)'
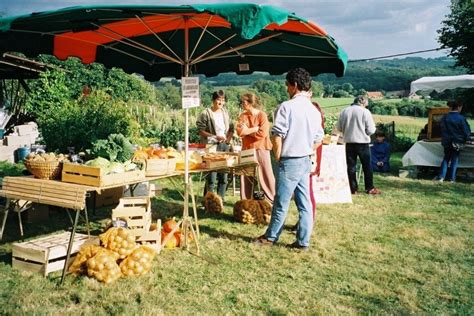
top-left (438, 0), bottom-right (474, 113)
top-left (438, 0), bottom-right (474, 72)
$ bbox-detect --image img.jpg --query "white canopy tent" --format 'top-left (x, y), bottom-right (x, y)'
top-left (410, 74), bottom-right (474, 94)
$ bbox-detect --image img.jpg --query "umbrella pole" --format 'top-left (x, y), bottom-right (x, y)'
top-left (181, 18), bottom-right (200, 254)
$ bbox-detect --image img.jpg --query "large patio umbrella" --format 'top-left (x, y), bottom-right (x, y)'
top-left (0, 3), bottom-right (348, 251)
top-left (0, 4), bottom-right (347, 80)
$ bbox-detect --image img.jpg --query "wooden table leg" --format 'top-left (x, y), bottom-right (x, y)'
top-left (84, 205), bottom-right (90, 238)
top-left (188, 177), bottom-right (200, 238)
top-left (0, 198), bottom-right (11, 241)
top-left (61, 208), bottom-right (80, 285)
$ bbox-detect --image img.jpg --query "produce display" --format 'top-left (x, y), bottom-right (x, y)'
top-left (24, 152), bottom-right (70, 179)
top-left (161, 218), bottom-right (180, 249)
top-left (25, 152), bottom-right (69, 162)
top-left (100, 227), bottom-right (137, 259)
top-left (86, 248), bottom-right (122, 284)
top-left (204, 191), bottom-right (224, 213)
top-left (202, 153), bottom-right (234, 162)
top-left (68, 244), bottom-right (102, 275)
top-left (119, 246), bottom-right (155, 277)
top-left (69, 227), bottom-right (156, 284)
top-left (88, 133), bottom-right (135, 163)
top-left (175, 151), bottom-right (203, 170)
top-left (83, 157), bottom-right (140, 175)
top-left (233, 199), bottom-right (272, 224)
top-left (133, 147), bottom-right (182, 160)
top-left (160, 218), bottom-right (194, 249)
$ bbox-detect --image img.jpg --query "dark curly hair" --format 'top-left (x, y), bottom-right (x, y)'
top-left (212, 90), bottom-right (226, 101)
top-left (286, 68), bottom-right (312, 91)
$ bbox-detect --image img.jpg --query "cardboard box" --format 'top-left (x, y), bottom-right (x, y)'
top-left (95, 186), bottom-right (124, 207)
top-left (0, 145), bottom-right (16, 163)
top-left (5, 135), bottom-right (31, 147)
top-left (15, 124), bottom-right (34, 136)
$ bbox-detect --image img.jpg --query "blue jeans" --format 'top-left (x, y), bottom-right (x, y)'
top-left (265, 156), bottom-right (312, 246)
top-left (204, 142), bottom-right (230, 199)
top-left (438, 145), bottom-right (461, 181)
top-left (205, 171), bottom-right (228, 199)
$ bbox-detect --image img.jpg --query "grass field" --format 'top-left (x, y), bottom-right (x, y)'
top-left (0, 157), bottom-right (472, 314)
top-left (314, 97), bottom-right (353, 114)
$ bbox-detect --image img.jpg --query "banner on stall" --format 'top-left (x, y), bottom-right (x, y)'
top-left (312, 145), bottom-right (352, 204)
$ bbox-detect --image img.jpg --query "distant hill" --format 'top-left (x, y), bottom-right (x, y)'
top-left (318, 57), bottom-right (466, 91)
top-left (202, 57), bottom-right (466, 92)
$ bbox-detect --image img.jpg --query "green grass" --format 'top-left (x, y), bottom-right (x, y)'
top-left (314, 97), bottom-right (354, 114)
top-left (0, 165), bottom-right (472, 314)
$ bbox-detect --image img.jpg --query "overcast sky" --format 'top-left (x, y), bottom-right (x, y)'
top-left (0, 0), bottom-right (452, 60)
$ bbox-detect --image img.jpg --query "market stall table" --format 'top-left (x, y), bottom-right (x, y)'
top-left (402, 141), bottom-right (474, 168)
top-left (0, 161), bottom-right (258, 284)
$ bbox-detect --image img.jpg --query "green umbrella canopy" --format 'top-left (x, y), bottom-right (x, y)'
top-left (0, 3), bottom-right (348, 80)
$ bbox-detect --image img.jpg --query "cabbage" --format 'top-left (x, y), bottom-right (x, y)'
top-left (108, 162), bottom-right (125, 174)
top-left (85, 157), bottom-right (110, 168)
top-left (123, 161), bottom-right (137, 172)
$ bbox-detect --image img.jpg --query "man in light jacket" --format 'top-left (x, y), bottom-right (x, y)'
top-left (255, 68), bottom-right (323, 251)
top-left (336, 96), bottom-right (381, 195)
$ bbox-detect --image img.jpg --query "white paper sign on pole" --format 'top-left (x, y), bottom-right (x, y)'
top-left (181, 77), bottom-right (200, 109)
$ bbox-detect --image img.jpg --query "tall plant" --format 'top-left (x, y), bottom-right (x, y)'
top-left (38, 90), bottom-right (137, 152)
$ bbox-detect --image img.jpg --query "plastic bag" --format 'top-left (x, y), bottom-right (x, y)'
top-left (68, 244), bottom-right (102, 275)
top-left (87, 248), bottom-right (122, 284)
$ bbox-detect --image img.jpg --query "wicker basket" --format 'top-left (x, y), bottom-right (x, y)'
top-left (24, 160), bottom-right (63, 180)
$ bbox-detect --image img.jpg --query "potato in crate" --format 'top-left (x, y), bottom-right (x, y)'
top-left (111, 197), bottom-right (152, 237)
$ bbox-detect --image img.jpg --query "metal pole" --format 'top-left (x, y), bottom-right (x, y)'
top-left (183, 16), bottom-right (190, 248)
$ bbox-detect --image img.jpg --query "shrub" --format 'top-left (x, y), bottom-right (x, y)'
top-left (391, 134), bottom-right (415, 152)
top-left (37, 90), bottom-right (138, 152)
top-left (323, 113), bottom-right (338, 135)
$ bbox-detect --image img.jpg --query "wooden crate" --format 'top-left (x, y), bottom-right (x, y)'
top-left (62, 163), bottom-right (145, 187)
top-left (111, 197), bottom-right (151, 237)
top-left (136, 219), bottom-right (162, 253)
top-left (12, 232), bottom-right (99, 276)
top-left (145, 158), bottom-right (176, 176)
top-left (239, 148), bottom-right (257, 164)
top-left (205, 156), bottom-right (237, 168)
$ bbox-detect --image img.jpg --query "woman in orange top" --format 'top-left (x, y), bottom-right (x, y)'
top-left (236, 93), bottom-right (275, 203)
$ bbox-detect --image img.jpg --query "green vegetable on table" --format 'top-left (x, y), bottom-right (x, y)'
top-left (88, 134), bottom-right (134, 163)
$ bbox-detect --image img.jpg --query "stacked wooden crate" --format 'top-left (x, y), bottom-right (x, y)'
top-left (111, 197), bottom-right (161, 252)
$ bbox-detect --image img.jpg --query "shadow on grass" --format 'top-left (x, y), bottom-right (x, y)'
top-left (198, 224), bottom-right (255, 243)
